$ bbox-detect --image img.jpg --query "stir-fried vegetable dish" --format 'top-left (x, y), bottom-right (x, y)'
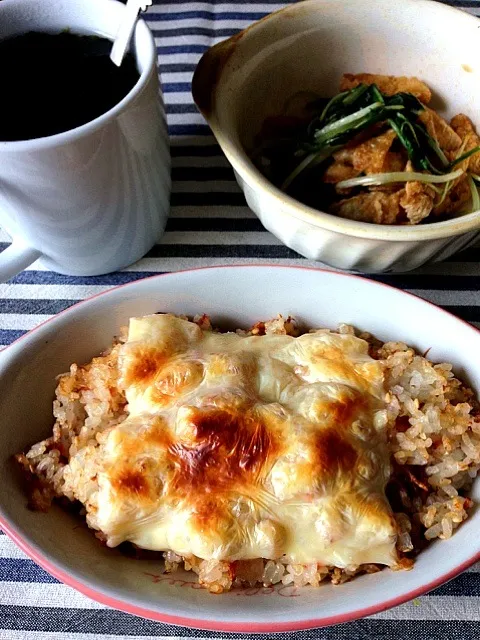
top-left (252, 73), bottom-right (480, 224)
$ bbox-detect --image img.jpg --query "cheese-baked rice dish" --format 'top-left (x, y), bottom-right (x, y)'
top-left (16, 314), bottom-right (480, 593)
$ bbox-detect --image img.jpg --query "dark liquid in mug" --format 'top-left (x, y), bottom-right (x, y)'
top-left (0, 31), bottom-right (140, 141)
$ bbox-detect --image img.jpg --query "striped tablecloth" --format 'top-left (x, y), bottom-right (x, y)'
top-left (1, 0), bottom-right (480, 638)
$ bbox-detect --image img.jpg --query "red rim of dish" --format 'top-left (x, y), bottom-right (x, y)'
top-left (1, 264), bottom-right (479, 632)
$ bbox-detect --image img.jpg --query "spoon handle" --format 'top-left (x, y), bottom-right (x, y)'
top-left (110, 0), bottom-right (142, 67)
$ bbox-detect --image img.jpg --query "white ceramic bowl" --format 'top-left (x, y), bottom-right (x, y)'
top-left (192, 0), bottom-right (480, 273)
top-left (0, 266), bottom-right (479, 631)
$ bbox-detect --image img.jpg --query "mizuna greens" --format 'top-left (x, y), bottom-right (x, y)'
top-left (252, 77), bottom-right (480, 224)
top-left (336, 168), bottom-right (464, 190)
top-left (284, 83), bottom-right (478, 188)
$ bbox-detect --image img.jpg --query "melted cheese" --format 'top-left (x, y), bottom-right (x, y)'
top-left (95, 315), bottom-right (398, 567)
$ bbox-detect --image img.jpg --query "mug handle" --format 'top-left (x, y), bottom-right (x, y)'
top-left (0, 238), bottom-right (42, 283)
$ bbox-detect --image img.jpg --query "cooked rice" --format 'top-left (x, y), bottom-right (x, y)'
top-left (16, 315), bottom-right (480, 593)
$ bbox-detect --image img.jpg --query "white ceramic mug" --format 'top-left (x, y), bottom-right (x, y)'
top-left (0, 0), bottom-right (171, 280)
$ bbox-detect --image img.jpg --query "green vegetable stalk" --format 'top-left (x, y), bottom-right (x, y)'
top-left (278, 83), bottom-right (480, 194)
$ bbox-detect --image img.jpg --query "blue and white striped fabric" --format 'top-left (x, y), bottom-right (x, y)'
top-left (1, 0), bottom-right (480, 638)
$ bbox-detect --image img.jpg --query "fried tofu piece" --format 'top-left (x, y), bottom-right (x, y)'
top-left (381, 151), bottom-right (405, 174)
top-left (339, 73), bottom-right (432, 104)
top-left (323, 130), bottom-right (399, 185)
top-left (432, 176), bottom-right (471, 218)
top-left (322, 160), bottom-right (361, 184)
top-left (400, 182), bottom-right (435, 224)
top-left (450, 113), bottom-right (476, 140)
top-left (450, 114), bottom-right (480, 174)
top-left (399, 161), bottom-right (436, 224)
top-left (330, 189), bottom-right (405, 224)
top-left (333, 147), bottom-right (355, 164)
top-left (351, 130), bottom-right (398, 174)
top-left (368, 151), bottom-right (407, 193)
top-left (418, 108), bottom-right (462, 153)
